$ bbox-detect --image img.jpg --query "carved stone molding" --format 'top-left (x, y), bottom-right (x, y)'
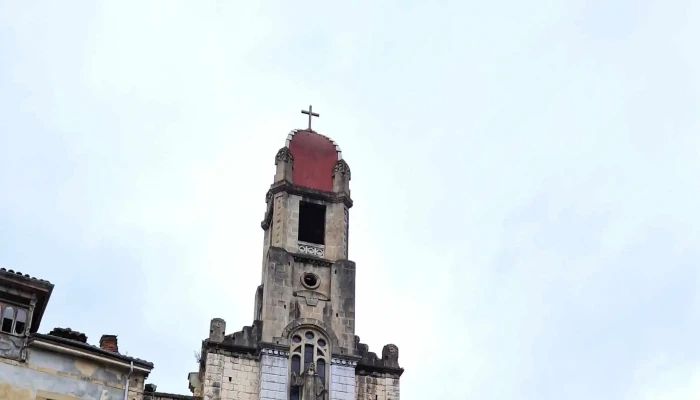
top-left (331, 358), bottom-right (358, 366)
top-left (293, 289), bottom-right (329, 307)
top-left (272, 194), bottom-right (285, 245)
top-left (281, 319), bottom-right (340, 349)
top-left (260, 347), bottom-right (289, 358)
top-left (298, 241), bottom-right (325, 258)
top-left (292, 254), bottom-right (332, 268)
top-left (266, 181), bottom-right (353, 209)
top-left (342, 207), bottom-right (349, 259)
top-left (299, 273), bottom-right (321, 290)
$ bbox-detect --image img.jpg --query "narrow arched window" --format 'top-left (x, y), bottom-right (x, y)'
top-left (289, 328), bottom-right (329, 400)
top-left (1, 306), bottom-right (15, 333)
top-left (290, 354), bottom-right (301, 400)
top-left (14, 309), bottom-right (27, 334)
top-left (317, 358), bottom-right (326, 381)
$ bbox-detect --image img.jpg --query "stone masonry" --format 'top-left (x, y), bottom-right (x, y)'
top-left (259, 352), bottom-right (288, 400)
top-left (191, 126), bottom-right (403, 400)
top-left (269, 194), bottom-right (348, 261)
top-left (330, 363), bottom-right (355, 400)
top-left (355, 375), bottom-right (400, 400)
top-left (202, 351), bottom-right (260, 400)
top-left (257, 247), bottom-right (357, 355)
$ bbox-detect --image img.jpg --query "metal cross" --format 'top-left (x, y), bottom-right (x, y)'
top-left (301, 105), bottom-right (320, 131)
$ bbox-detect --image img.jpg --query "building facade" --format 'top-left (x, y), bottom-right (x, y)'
top-left (188, 128), bottom-right (403, 400)
top-left (0, 268), bottom-right (154, 400)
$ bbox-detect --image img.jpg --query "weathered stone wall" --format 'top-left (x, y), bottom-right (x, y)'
top-left (330, 363), bottom-right (355, 400)
top-left (322, 201), bottom-right (348, 261)
top-left (262, 219), bottom-right (271, 280)
top-left (202, 351), bottom-right (259, 400)
top-left (266, 192), bottom-right (349, 263)
top-left (259, 352), bottom-right (288, 400)
top-left (282, 194), bottom-right (298, 254)
top-left (277, 195), bottom-right (347, 262)
top-left (0, 333), bottom-right (24, 361)
top-left (128, 373), bottom-right (149, 400)
top-left (270, 192), bottom-right (289, 250)
top-left (0, 347), bottom-right (147, 400)
top-left (355, 374), bottom-right (400, 400)
top-left (328, 260), bottom-right (356, 356)
top-left (259, 248), bottom-right (356, 354)
top-left (259, 248), bottom-right (294, 343)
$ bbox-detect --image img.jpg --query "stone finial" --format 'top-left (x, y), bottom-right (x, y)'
top-left (332, 159), bottom-right (351, 194)
top-left (274, 147), bottom-right (294, 183)
top-left (209, 318), bottom-right (226, 343)
top-left (99, 335), bottom-right (118, 353)
top-left (382, 344), bottom-right (399, 368)
top-left (333, 159), bottom-right (351, 177)
top-left (275, 147), bottom-right (294, 165)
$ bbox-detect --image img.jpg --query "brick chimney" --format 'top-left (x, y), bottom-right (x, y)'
top-left (99, 334), bottom-right (118, 353)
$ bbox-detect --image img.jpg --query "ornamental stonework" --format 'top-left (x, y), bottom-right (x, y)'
top-left (275, 147), bottom-right (294, 165)
top-left (333, 159), bottom-right (351, 178)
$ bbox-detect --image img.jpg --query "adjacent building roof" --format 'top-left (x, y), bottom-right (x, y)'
top-left (1, 268), bottom-right (153, 371)
top-left (0, 267), bottom-right (54, 333)
top-left (31, 332), bottom-right (154, 369)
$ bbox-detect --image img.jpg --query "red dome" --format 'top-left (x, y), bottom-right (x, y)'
top-left (287, 130), bottom-right (340, 192)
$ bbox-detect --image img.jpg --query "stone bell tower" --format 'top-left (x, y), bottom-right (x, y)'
top-left (192, 108), bottom-right (403, 400)
top-left (257, 128), bottom-right (355, 353)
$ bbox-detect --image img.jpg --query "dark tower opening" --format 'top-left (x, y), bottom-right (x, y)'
top-left (298, 201), bottom-right (326, 245)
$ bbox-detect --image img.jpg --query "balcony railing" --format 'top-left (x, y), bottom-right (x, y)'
top-left (297, 241), bottom-right (325, 258)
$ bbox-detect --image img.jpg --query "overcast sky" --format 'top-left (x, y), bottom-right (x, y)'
top-left (1, 1), bottom-right (699, 399)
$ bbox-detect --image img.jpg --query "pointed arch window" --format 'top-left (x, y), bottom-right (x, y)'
top-left (289, 328), bottom-right (329, 400)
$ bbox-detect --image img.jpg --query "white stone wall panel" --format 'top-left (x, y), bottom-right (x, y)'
top-left (330, 364), bottom-right (355, 400)
top-left (260, 353), bottom-right (288, 400)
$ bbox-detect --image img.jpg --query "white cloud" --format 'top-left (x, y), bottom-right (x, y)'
top-left (630, 355), bottom-right (700, 400)
top-left (1, 1), bottom-right (698, 399)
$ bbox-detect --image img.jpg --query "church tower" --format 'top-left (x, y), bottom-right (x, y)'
top-left (190, 108), bottom-right (403, 400)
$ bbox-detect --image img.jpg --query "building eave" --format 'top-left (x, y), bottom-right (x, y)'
top-left (0, 268), bottom-right (54, 333)
top-left (30, 333), bottom-right (154, 370)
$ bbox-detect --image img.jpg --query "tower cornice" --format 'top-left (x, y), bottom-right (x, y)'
top-left (261, 180), bottom-right (353, 230)
top-left (291, 253), bottom-right (333, 268)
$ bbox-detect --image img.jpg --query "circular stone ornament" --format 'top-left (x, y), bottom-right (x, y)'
top-left (301, 272), bottom-right (321, 289)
